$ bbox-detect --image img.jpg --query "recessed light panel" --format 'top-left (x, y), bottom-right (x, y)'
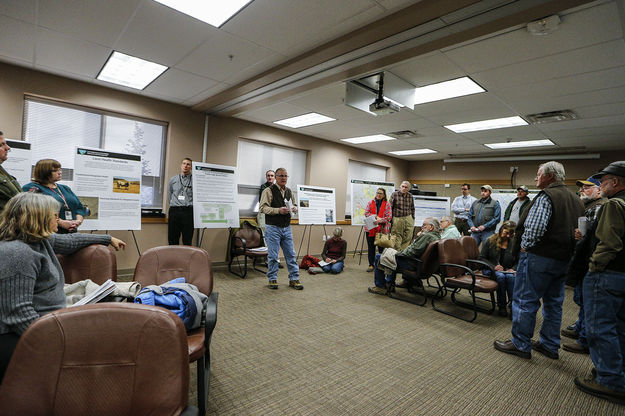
top-left (485, 139), bottom-right (555, 149)
top-left (340, 135), bottom-right (396, 144)
top-left (273, 113), bottom-right (335, 128)
top-left (414, 77), bottom-right (485, 105)
top-left (389, 149), bottom-right (437, 155)
top-left (97, 51), bottom-right (168, 90)
top-left (153, 0), bottom-right (253, 27)
top-left (444, 116), bottom-right (528, 133)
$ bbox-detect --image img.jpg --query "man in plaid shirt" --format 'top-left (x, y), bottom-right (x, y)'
top-left (494, 161), bottom-right (583, 360)
top-left (388, 181), bottom-right (415, 251)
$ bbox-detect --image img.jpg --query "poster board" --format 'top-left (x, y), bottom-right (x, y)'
top-left (413, 195), bottom-right (450, 227)
top-left (297, 185), bottom-right (336, 225)
top-left (350, 179), bottom-right (395, 225)
top-left (74, 147), bottom-right (142, 230)
top-left (4, 140), bottom-right (32, 186)
top-left (192, 162), bottom-right (239, 228)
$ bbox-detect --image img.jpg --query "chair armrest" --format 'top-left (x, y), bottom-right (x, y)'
top-left (395, 254), bottom-right (423, 270)
top-left (466, 258), bottom-right (496, 276)
top-left (439, 263), bottom-right (476, 288)
top-left (204, 292), bottom-right (218, 346)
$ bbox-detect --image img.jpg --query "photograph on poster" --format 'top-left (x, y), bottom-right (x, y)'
top-left (113, 177), bottom-right (140, 193)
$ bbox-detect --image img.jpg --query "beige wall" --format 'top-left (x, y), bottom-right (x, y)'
top-left (0, 62), bottom-right (409, 268)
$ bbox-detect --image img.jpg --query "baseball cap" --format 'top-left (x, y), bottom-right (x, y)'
top-left (481, 185), bottom-right (493, 192)
top-left (591, 161), bottom-right (625, 180)
top-left (516, 185), bottom-right (529, 192)
top-left (576, 177), bottom-right (600, 187)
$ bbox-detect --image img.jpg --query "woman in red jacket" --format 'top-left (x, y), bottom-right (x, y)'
top-left (364, 188), bottom-right (392, 272)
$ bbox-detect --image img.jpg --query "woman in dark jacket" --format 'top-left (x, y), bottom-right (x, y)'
top-left (480, 220), bottom-right (518, 317)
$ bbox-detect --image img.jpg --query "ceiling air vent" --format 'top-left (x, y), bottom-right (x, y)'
top-left (526, 110), bottom-right (578, 124)
top-left (386, 130), bottom-right (420, 139)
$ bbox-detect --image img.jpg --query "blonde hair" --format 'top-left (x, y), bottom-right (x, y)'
top-left (0, 193), bottom-right (61, 243)
top-left (33, 159), bottom-right (61, 184)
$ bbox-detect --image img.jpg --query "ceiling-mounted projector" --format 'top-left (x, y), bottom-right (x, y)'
top-left (369, 98), bottom-right (399, 115)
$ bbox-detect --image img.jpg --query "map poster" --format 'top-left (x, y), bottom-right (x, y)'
top-left (3, 140), bottom-right (32, 187)
top-left (192, 162), bottom-right (239, 228)
top-left (413, 195), bottom-right (450, 227)
top-left (350, 179), bottom-right (395, 226)
top-left (297, 185), bottom-right (336, 225)
top-left (74, 146), bottom-right (142, 231)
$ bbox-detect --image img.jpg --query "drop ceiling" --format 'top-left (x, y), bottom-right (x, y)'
top-left (0, 0), bottom-right (623, 160)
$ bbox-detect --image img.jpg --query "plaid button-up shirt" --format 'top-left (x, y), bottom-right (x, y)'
top-left (389, 190), bottom-right (415, 218)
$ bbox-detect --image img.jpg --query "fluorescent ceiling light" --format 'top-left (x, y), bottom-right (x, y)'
top-left (389, 149), bottom-right (437, 155)
top-left (97, 51), bottom-right (167, 90)
top-left (153, 0), bottom-right (253, 27)
top-left (340, 134), bottom-right (396, 144)
top-left (444, 116), bottom-right (528, 133)
top-left (414, 77), bottom-right (485, 105)
top-left (485, 139), bottom-right (555, 149)
top-left (274, 113), bottom-right (335, 128)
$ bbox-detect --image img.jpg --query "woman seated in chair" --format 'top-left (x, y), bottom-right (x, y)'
top-left (0, 193), bottom-right (126, 383)
top-left (320, 227), bottom-right (347, 274)
top-left (479, 220), bottom-right (517, 317)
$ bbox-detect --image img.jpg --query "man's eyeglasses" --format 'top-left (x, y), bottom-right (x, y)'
top-left (461, 188), bottom-right (469, 191)
top-left (276, 174), bottom-right (288, 178)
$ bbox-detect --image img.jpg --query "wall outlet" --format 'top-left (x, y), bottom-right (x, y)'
top-left (444, 183), bottom-right (450, 188)
top-left (442, 165), bottom-right (446, 171)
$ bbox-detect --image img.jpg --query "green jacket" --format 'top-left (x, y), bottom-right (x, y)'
top-left (400, 230), bottom-right (441, 258)
top-left (503, 197), bottom-right (531, 222)
top-left (0, 165), bottom-right (21, 214)
top-left (589, 190), bottom-right (625, 273)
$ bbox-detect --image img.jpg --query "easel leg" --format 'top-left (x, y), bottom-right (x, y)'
top-left (130, 230), bottom-right (141, 256)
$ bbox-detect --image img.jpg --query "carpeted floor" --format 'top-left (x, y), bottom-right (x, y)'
top-left (175, 256), bottom-right (622, 415)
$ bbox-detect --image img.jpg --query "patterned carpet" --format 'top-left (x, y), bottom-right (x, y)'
top-left (148, 256), bottom-right (622, 415)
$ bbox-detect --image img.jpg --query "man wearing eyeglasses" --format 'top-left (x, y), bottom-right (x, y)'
top-left (0, 132), bottom-right (21, 215)
top-left (573, 161), bottom-right (625, 404)
top-left (451, 183), bottom-right (476, 236)
top-left (494, 161), bottom-right (583, 361)
top-left (259, 167), bottom-right (303, 290)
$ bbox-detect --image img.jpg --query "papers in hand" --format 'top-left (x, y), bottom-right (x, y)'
top-left (364, 215), bottom-right (376, 230)
top-left (70, 279), bottom-right (116, 307)
top-left (578, 217), bottom-right (589, 236)
top-left (248, 247), bottom-right (268, 253)
top-left (318, 260), bottom-right (329, 267)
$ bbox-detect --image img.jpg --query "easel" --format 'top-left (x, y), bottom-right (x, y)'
top-left (351, 225), bottom-right (367, 265)
top-left (296, 224), bottom-right (329, 260)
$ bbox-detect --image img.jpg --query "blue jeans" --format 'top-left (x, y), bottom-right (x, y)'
top-left (471, 229), bottom-right (495, 247)
top-left (373, 254), bottom-right (417, 288)
top-left (265, 224), bottom-right (299, 281)
top-left (583, 270), bottom-right (625, 392)
top-left (322, 261), bottom-right (344, 274)
top-left (511, 252), bottom-right (568, 353)
top-left (483, 269), bottom-right (515, 308)
top-left (573, 282), bottom-right (587, 347)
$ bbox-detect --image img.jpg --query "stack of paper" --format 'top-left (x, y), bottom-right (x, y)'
top-left (70, 279), bottom-right (116, 307)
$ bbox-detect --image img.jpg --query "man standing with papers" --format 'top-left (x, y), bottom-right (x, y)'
top-left (259, 167), bottom-right (303, 290)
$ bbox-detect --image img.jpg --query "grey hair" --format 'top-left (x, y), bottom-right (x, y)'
top-left (401, 180), bottom-right (412, 187)
top-left (333, 227), bottom-right (343, 237)
top-left (441, 215), bottom-right (454, 223)
top-left (539, 161), bottom-right (566, 182)
top-left (424, 217), bottom-right (441, 233)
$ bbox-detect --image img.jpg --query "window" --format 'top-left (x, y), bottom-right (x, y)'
top-left (346, 160), bottom-right (388, 217)
top-left (236, 139), bottom-right (307, 217)
top-left (23, 97), bottom-right (167, 208)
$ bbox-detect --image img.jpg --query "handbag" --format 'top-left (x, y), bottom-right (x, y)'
top-left (374, 232), bottom-right (393, 248)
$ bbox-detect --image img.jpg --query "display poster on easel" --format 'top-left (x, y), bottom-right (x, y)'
top-left (350, 179), bottom-right (395, 225)
top-left (4, 140), bottom-right (32, 186)
top-left (74, 147), bottom-right (142, 230)
top-left (192, 162), bottom-right (239, 228)
top-left (413, 195), bottom-right (450, 227)
top-left (297, 185), bottom-right (336, 225)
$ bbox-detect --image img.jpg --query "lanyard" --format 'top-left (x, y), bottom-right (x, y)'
top-left (49, 185), bottom-right (70, 210)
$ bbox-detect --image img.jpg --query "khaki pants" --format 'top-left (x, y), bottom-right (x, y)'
top-left (391, 215), bottom-right (414, 251)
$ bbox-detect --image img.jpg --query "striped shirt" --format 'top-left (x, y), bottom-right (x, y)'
top-left (520, 193), bottom-right (552, 250)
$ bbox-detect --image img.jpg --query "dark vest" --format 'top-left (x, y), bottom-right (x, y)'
top-left (265, 184), bottom-right (293, 228)
top-left (471, 196), bottom-right (498, 230)
top-left (512, 182), bottom-right (583, 261)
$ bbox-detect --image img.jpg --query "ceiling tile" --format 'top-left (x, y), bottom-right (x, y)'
top-left (115, 1), bottom-right (212, 66)
top-left (38, 0), bottom-right (142, 46)
top-left (145, 69), bottom-right (219, 102)
top-left (35, 27), bottom-right (111, 77)
top-left (390, 51), bottom-right (466, 87)
top-left (176, 30), bottom-right (279, 82)
top-left (0, 15), bottom-right (36, 62)
top-left (444, 1), bottom-right (622, 73)
top-left (0, 0), bottom-right (36, 23)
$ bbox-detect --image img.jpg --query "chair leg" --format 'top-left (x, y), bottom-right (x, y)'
top-left (228, 255), bottom-right (247, 278)
top-left (252, 256), bottom-right (268, 273)
top-left (432, 287), bottom-right (478, 322)
top-left (197, 351), bottom-right (210, 416)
